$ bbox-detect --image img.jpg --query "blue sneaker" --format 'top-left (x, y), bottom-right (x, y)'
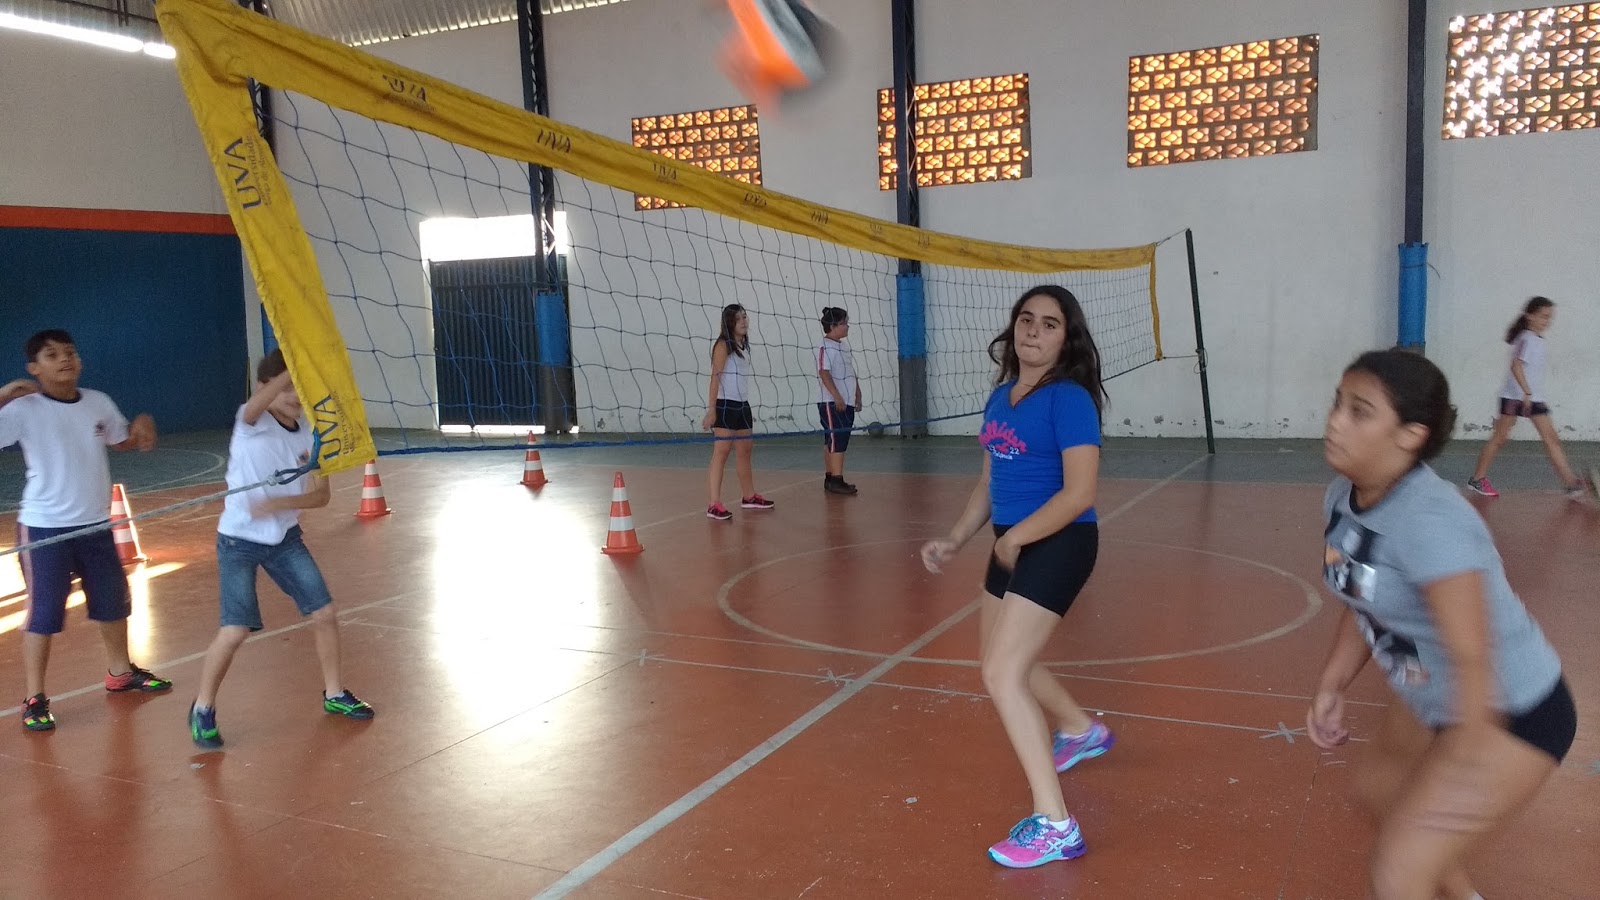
top-left (1053, 720), bottom-right (1115, 773)
top-left (988, 814), bottom-right (1087, 868)
top-left (189, 702), bottom-right (223, 750)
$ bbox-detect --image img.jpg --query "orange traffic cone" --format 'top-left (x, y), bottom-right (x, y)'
top-left (521, 431), bottom-right (548, 488)
top-left (355, 460), bottom-right (392, 518)
top-left (109, 483), bottom-right (147, 566)
top-left (601, 471), bottom-right (644, 555)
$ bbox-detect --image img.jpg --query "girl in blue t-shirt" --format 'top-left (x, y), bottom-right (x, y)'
top-left (920, 285), bottom-right (1113, 869)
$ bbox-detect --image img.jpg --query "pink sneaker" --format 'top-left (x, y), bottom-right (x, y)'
top-left (740, 494), bottom-right (775, 509)
top-left (707, 503), bottom-right (732, 521)
top-left (1052, 720), bottom-right (1115, 773)
top-left (988, 814), bottom-right (1087, 868)
top-left (1466, 477), bottom-right (1498, 497)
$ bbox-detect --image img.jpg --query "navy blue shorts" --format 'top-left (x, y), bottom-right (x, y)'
top-left (17, 522), bottom-right (131, 635)
top-left (217, 525), bottom-right (333, 631)
top-left (819, 402), bottom-right (854, 453)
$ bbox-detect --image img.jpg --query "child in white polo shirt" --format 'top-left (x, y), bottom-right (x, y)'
top-left (0, 328), bottom-right (170, 732)
top-left (187, 349), bottom-right (372, 750)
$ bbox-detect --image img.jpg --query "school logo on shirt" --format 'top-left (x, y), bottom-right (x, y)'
top-left (1324, 512), bottom-right (1429, 688)
top-left (94, 421), bottom-right (107, 439)
top-left (980, 420), bottom-right (1026, 460)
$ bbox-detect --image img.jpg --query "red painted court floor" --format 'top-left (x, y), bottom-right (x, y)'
top-left (0, 441), bottom-right (1595, 899)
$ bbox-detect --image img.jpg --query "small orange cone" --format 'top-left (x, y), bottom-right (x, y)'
top-left (355, 460), bottom-right (392, 518)
top-left (601, 471), bottom-right (643, 555)
top-left (521, 431), bottom-right (548, 488)
top-left (109, 483), bottom-right (147, 566)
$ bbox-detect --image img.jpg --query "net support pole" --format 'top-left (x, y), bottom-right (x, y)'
top-left (892, 0), bottom-right (927, 438)
top-left (241, 0), bottom-right (277, 354)
top-left (517, 0), bottom-right (574, 432)
top-left (1184, 229), bottom-right (1215, 454)
top-left (1397, 0), bottom-right (1427, 353)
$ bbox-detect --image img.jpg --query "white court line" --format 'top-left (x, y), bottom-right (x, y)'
top-left (0, 591), bottom-right (417, 719)
top-left (532, 452), bottom-right (1211, 899)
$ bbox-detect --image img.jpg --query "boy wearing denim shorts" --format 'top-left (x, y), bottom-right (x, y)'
top-left (188, 349), bottom-right (372, 749)
top-left (0, 329), bottom-right (171, 731)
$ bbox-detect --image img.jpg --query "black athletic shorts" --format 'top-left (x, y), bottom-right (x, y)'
top-left (983, 521), bottom-right (1098, 616)
top-left (1504, 677), bottom-right (1577, 764)
top-left (1433, 676), bottom-right (1577, 764)
top-left (1498, 397), bottom-right (1550, 418)
top-left (714, 399), bottom-right (754, 431)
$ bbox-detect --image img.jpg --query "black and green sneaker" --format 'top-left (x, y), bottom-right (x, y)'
top-left (323, 690), bottom-right (375, 720)
top-left (189, 702), bottom-right (223, 750)
top-left (22, 694), bottom-right (54, 732)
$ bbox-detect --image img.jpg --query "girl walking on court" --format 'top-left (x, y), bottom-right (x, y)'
top-left (702, 304), bottom-right (773, 520)
top-left (1311, 349), bottom-right (1575, 900)
top-left (1466, 296), bottom-right (1590, 499)
top-left (920, 285), bottom-right (1115, 868)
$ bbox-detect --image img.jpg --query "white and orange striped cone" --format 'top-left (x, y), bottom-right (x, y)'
top-left (521, 431), bottom-right (548, 488)
top-left (109, 483), bottom-right (147, 566)
top-left (354, 460), bottom-right (392, 518)
top-left (601, 471), bottom-right (643, 555)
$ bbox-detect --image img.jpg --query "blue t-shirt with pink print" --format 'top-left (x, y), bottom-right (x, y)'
top-left (981, 379), bottom-right (1101, 526)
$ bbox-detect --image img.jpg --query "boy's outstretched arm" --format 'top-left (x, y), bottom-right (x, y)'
top-left (112, 413), bottom-right (157, 451)
top-left (0, 379), bottom-right (38, 410)
top-left (242, 370), bottom-right (294, 427)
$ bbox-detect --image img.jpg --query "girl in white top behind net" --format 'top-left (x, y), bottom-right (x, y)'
top-left (1466, 296), bottom-right (1593, 500)
top-left (701, 304), bottom-right (774, 519)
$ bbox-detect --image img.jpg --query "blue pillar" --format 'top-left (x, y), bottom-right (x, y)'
top-left (1398, 243), bottom-right (1428, 351)
top-left (535, 290), bottom-right (572, 431)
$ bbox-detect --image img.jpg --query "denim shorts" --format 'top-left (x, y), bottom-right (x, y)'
top-left (217, 525), bottom-right (333, 630)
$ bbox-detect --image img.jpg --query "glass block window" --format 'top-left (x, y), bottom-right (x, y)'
top-left (1127, 35), bottom-right (1320, 167)
top-left (631, 104), bottom-right (762, 210)
top-left (877, 74), bottom-right (1032, 190)
top-left (1444, 5), bottom-right (1600, 139)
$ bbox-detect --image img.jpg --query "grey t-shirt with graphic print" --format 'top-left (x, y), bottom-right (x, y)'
top-left (1322, 464), bottom-right (1561, 727)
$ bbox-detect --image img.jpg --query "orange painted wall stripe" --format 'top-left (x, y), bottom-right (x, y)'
top-left (0, 205), bottom-right (236, 236)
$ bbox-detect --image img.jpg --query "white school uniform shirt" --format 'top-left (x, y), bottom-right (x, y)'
top-left (816, 338), bottom-right (857, 404)
top-left (0, 389), bottom-right (128, 528)
top-left (217, 404), bottom-right (316, 545)
top-left (717, 340), bottom-right (753, 403)
top-left (1499, 331), bottom-right (1548, 403)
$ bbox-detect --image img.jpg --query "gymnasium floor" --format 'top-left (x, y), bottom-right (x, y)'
top-left (0, 434), bottom-right (1595, 899)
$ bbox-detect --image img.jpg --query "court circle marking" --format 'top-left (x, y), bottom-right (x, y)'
top-left (715, 537), bottom-right (1323, 667)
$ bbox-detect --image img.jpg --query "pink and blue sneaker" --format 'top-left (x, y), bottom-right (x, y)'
top-left (1053, 720), bottom-right (1115, 773)
top-left (988, 814), bottom-right (1087, 868)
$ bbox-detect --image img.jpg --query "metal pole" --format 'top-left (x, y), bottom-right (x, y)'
top-left (516, 0), bottom-right (574, 433)
top-left (1185, 229), bottom-right (1215, 454)
top-left (891, 0), bottom-right (927, 438)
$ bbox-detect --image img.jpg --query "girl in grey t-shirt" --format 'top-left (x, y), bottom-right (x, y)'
top-left (1310, 349), bottom-right (1575, 900)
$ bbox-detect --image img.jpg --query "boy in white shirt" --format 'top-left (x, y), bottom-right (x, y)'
top-left (0, 329), bottom-right (170, 732)
top-left (816, 307), bottom-right (861, 495)
top-left (188, 349), bottom-right (372, 750)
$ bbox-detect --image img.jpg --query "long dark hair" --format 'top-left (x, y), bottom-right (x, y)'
top-left (1505, 296), bottom-right (1554, 344)
top-left (713, 303), bottom-right (748, 358)
top-left (987, 285), bottom-right (1106, 421)
top-left (1344, 348), bottom-right (1457, 461)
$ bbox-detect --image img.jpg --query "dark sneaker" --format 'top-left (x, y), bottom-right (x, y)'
top-left (740, 495), bottom-right (775, 509)
top-left (707, 503), bottom-right (732, 521)
top-left (323, 690), bottom-right (375, 720)
top-left (22, 694), bottom-right (54, 732)
top-left (106, 665), bottom-right (173, 693)
top-left (189, 702), bottom-right (223, 750)
top-left (824, 474), bottom-right (857, 495)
